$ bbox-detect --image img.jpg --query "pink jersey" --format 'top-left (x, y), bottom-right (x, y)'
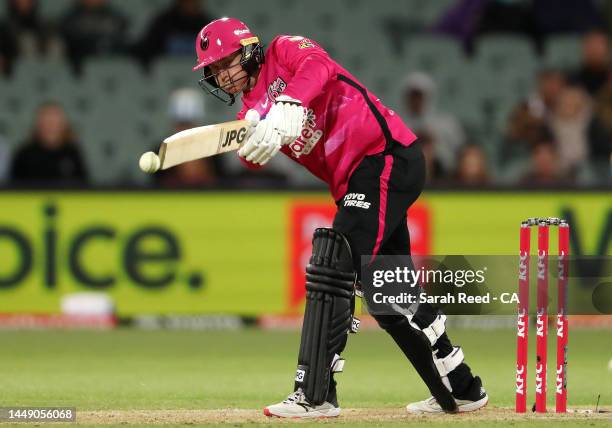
top-left (237, 35), bottom-right (417, 200)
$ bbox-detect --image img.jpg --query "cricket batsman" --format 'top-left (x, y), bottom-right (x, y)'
top-left (192, 17), bottom-right (488, 417)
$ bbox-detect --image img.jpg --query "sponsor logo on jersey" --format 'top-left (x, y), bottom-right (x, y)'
top-left (298, 39), bottom-right (315, 49)
top-left (343, 193), bottom-right (371, 209)
top-left (267, 77), bottom-right (287, 101)
top-left (266, 77), bottom-right (322, 158)
top-left (288, 108), bottom-right (322, 158)
top-left (287, 36), bottom-right (315, 49)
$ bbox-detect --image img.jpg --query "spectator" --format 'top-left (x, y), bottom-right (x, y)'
top-left (402, 72), bottom-right (466, 173)
top-left (569, 30), bottom-right (610, 96)
top-left (594, 71), bottom-right (612, 129)
top-left (10, 102), bottom-right (88, 186)
top-left (60, 0), bottom-right (128, 73)
top-left (527, 69), bottom-right (567, 121)
top-left (0, 0), bottom-right (61, 75)
top-left (155, 88), bottom-right (223, 187)
top-left (136, 0), bottom-right (214, 66)
top-left (454, 144), bottom-right (491, 185)
top-left (503, 69), bottom-right (565, 162)
top-left (417, 130), bottom-right (445, 184)
top-left (520, 140), bottom-right (563, 185)
top-left (503, 102), bottom-right (549, 161)
top-left (591, 75), bottom-right (612, 176)
top-left (548, 86), bottom-right (609, 176)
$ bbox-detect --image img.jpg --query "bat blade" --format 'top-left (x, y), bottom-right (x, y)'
top-left (158, 119), bottom-right (250, 170)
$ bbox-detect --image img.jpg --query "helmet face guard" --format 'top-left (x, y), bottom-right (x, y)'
top-left (192, 18), bottom-right (264, 106)
top-left (197, 42), bottom-right (264, 106)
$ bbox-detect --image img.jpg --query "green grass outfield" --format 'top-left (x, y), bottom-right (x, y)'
top-left (0, 328), bottom-right (610, 427)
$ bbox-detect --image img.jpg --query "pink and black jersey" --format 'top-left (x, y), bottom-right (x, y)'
top-left (237, 35), bottom-right (417, 200)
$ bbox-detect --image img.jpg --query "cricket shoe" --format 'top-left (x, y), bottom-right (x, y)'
top-left (406, 376), bottom-right (488, 414)
top-left (263, 388), bottom-right (341, 418)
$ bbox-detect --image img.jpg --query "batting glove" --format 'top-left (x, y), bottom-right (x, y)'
top-left (267, 95), bottom-right (306, 146)
top-left (238, 110), bottom-right (282, 165)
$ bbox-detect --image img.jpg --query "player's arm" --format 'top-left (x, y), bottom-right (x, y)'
top-left (276, 36), bottom-right (336, 106)
top-left (238, 37), bottom-right (333, 165)
top-left (266, 37), bottom-right (334, 143)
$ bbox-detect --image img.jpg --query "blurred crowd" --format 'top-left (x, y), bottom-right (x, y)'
top-left (0, 0), bottom-right (610, 188)
top-left (405, 30), bottom-right (612, 186)
top-left (0, 0), bottom-right (212, 74)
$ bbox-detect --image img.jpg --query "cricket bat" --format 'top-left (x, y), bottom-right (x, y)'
top-left (156, 119), bottom-right (250, 171)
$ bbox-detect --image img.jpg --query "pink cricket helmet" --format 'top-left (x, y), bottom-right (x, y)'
top-left (193, 17), bottom-right (258, 71)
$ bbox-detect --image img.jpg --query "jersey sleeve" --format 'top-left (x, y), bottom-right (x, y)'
top-left (272, 35), bottom-right (337, 106)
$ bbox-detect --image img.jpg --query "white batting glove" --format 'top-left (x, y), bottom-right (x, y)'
top-left (238, 114), bottom-right (282, 165)
top-left (267, 95), bottom-right (306, 146)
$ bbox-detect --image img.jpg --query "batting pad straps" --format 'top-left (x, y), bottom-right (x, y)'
top-left (434, 346), bottom-right (465, 392)
top-left (331, 354), bottom-right (345, 373)
top-left (408, 314), bottom-right (447, 346)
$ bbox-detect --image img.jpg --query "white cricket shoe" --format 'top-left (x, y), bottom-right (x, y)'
top-left (406, 376), bottom-right (488, 414)
top-left (264, 388), bottom-right (341, 418)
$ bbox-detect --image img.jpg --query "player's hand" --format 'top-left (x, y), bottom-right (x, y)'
top-left (267, 95), bottom-right (306, 145)
top-left (238, 118), bottom-right (282, 165)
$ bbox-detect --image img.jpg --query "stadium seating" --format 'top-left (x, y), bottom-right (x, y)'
top-left (543, 35), bottom-right (582, 71)
top-left (1, 1), bottom-right (586, 185)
